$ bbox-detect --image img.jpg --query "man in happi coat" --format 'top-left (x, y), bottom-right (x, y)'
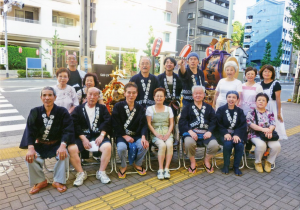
top-left (71, 87), bottom-right (112, 184)
top-left (112, 82), bottom-right (149, 178)
top-left (129, 56), bottom-right (159, 108)
top-left (20, 87), bottom-right (74, 194)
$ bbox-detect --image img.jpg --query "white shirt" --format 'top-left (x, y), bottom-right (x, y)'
top-left (53, 85), bottom-right (79, 111)
top-left (146, 105), bottom-right (174, 120)
top-left (166, 75), bottom-right (173, 84)
top-left (85, 104), bottom-right (96, 127)
top-left (239, 83), bottom-right (263, 115)
top-left (215, 79), bottom-right (242, 110)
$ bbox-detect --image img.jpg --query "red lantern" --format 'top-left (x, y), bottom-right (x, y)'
top-left (65, 51), bottom-right (68, 56)
top-left (179, 45), bottom-right (192, 58)
top-left (18, 47), bottom-right (22, 53)
top-left (151, 37), bottom-right (163, 57)
top-left (36, 49), bottom-right (39, 56)
top-left (73, 52), bottom-right (76, 56)
top-left (205, 46), bottom-right (215, 57)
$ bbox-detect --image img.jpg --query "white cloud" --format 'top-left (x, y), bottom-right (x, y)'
top-left (233, 0), bottom-right (256, 25)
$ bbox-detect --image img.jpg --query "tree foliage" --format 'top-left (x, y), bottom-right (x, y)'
top-left (122, 48), bottom-right (137, 71)
top-left (289, 0), bottom-right (300, 50)
top-left (272, 41), bottom-right (283, 67)
top-left (143, 26), bottom-right (155, 56)
top-left (246, 62), bottom-right (257, 67)
top-left (231, 21), bottom-right (245, 46)
top-left (261, 42), bottom-right (272, 66)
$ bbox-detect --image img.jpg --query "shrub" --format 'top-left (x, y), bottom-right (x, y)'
top-left (17, 70), bottom-right (51, 78)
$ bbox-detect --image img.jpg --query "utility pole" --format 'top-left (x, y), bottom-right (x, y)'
top-left (227, 0), bottom-right (234, 38)
top-left (80, 0), bottom-right (90, 71)
top-left (187, 23), bottom-right (190, 45)
top-left (194, 0), bottom-right (198, 51)
top-left (4, 11), bottom-right (8, 78)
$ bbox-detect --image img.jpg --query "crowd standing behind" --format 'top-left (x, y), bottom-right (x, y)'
top-left (20, 53), bottom-right (285, 195)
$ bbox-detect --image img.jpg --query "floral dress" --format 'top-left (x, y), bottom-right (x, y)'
top-left (246, 109), bottom-right (276, 140)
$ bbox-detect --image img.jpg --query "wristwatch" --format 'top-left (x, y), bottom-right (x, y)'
top-left (100, 133), bottom-right (105, 137)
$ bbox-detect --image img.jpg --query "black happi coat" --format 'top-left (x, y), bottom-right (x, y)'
top-left (178, 66), bottom-right (205, 102)
top-left (157, 72), bottom-right (182, 103)
top-left (19, 104), bottom-right (75, 158)
top-left (112, 101), bottom-right (148, 139)
top-left (129, 72), bottom-right (159, 108)
top-left (71, 103), bottom-right (111, 141)
top-left (179, 102), bottom-right (216, 135)
top-left (216, 104), bottom-right (247, 143)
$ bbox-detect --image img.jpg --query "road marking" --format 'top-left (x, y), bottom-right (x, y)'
top-left (0, 109), bottom-right (18, 114)
top-left (10, 87), bottom-right (43, 92)
top-left (0, 99), bottom-right (9, 103)
top-left (0, 104), bottom-right (13, 108)
top-left (0, 88), bottom-right (4, 92)
top-left (0, 116), bottom-right (25, 122)
top-left (0, 124), bottom-right (26, 132)
top-left (0, 96), bottom-right (4, 99)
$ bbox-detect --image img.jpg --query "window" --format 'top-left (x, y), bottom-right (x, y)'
top-left (58, 16), bottom-right (66, 25)
top-left (66, 18), bottom-right (73, 26)
top-left (187, 29), bottom-right (194, 36)
top-left (187, 13), bottom-right (195, 19)
top-left (164, 12), bottom-right (171, 22)
top-left (196, 45), bottom-right (206, 51)
top-left (166, 0), bottom-right (172, 2)
top-left (15, 10), bottom-right (24, 21)
top-left (52, 16), bottom-right (57, 23)
top-left (25, 11), bottom-right (33, 22)
top-left (164, 33), bottom-right (170, 42)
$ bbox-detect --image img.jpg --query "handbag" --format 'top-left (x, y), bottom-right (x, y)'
top-left (254, 109), bottom-right (279, 141)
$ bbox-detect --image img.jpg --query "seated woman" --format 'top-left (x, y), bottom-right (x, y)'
top-left (77, 73), bottom-right (105, 105)
top-left (146, 88), bottom-right (174, 180)
top-left (179, 85), bottom-right (219, 174)
top-left (246, 93), bottom-right (281, 173)
top-left (216, 91), bottom-right (247, 176)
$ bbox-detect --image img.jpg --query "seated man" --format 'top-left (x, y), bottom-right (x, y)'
top-left (179, 85), bottom-right (219, 174)
top-left (71, 87), bottom-right (112, 184)
top-left (112, 82), bottom-right (149, 178)
top-left (20, 86), bottom-right (75, 194)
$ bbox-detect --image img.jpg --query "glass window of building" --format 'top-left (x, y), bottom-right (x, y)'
top-left (164, 12), bottom-right (171, 22)
top-left (164, 33), bottom-right (170, 42)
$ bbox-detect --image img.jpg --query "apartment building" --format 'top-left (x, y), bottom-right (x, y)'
top-left (243, 0), bottom-right (295, 74)
top-left (177, 0), bottom-right (233, 60)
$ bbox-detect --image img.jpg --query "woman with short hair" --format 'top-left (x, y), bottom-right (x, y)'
top-left (146, 88), bottom-right (174, 179)
top-left (212, 61), bottom-right (242, 111)
top-left (77, 73), bottom-right (104, 105)
top-left (246, 93), bottom-right (281, 173)
top-left (259, 65), bottom-right (287, 140)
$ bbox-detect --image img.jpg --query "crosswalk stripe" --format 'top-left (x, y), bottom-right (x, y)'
top-left (0, 99), bottom-right (9, 103)
top-left (0, 96), bottom-right (4, 99)
top-left (0, 104), bottom-right (13, 108)
top-left (0, 109), bottom-right (18, 114)
top-left (0, 124), bottom-right (26, 132)
top-left (0, 116), bottom-right (25, 122)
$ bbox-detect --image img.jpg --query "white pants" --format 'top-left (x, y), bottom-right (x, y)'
top-left (251, 138), bottom-right (281, 164)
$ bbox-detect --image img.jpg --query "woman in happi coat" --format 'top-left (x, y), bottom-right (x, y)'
top-left (112, 82), bottom-right (149, 178)
top-left (179, 85), bottom-right (219, 174)
top-left (216, 91), bottom-right (247, 176)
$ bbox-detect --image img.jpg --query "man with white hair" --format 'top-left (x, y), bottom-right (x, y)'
top-left (212, 61), bottom-right (242, 110)
top-left (129, 56), bottom-right (159, 108)
top-left (179, 85), bottom-right (219, 174)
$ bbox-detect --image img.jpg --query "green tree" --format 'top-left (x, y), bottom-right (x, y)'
top-left (261, 42), bottom-right (272, 66)
top-left (246, 62), bottom-right (257, 67)
top-left (272, 41), bottom-right (283, 68)
top-left (143, 26), bottom-right (155, 56)
top-left (289, 0), bottom-right (300, 50)
top-left (231, 21), bottom-right (245, 46)
top-left (40, 30), bottom-right (66, 76)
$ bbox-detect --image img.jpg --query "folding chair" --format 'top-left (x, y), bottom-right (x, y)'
top-left (213, 145), bottom-right (245, 170)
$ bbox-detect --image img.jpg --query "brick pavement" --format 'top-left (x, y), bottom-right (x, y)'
top-left (0, 102), bottom-right (299, 210)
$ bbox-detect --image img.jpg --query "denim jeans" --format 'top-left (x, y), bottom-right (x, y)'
top-left (220, 136), bottom-right (244, 169)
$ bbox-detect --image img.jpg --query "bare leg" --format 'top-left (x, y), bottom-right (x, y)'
top-left (165, 154), bottom-right (172, 169)
top-left (68, 144), bottom-right (83, 172)
top-left (99, 143), bottom-right (111, 171)
top-left (157, 155), bottom-right (165, 170)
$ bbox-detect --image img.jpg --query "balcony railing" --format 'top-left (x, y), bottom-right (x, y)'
top-left (205, 0), bottom-right (229, 8)
top-left (5, 16), bottom-right (40, 24)
top-left (52, 22), bottom-right (78, 28)
top-left (246, 19), bottom-right (253, 23)
top-left (245, 29), bottom-right (252, 33)
top-left (244, 38), bottom-right (251, 43)
top-left (200, 16), bottom-right (228, 25)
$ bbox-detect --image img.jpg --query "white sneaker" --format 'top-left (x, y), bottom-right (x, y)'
top-left (73, 171), bottom-right (87, 186)
top-left (157, 169), bottom-right (164, 180)
top-left (96, 171), bottom-right (111, 184)
top-left (164, 169), bottom-right (170, 179)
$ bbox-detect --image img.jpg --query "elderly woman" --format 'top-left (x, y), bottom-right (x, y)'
top-left (212, 61), bottom-right (242, 110)
top-left (216, 91), bottom-right (247, 176)
top-left (239, 67), bottom-right (263, 115)
top-left (146, 88), bottom-right (174, 180)
top-left (77, 73), bottom-right (104, 105)
top-left (246, 93), bottom-right (281, 173)
top-left (53, 68), bottom-right (79, 113)
top-left (179, 85), bottom-right (219, 174)
top-left (259, 65), bottom-right (287, 140)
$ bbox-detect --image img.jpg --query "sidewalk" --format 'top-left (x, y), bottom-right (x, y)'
top-left (0, 103), bottom-right (299, 210)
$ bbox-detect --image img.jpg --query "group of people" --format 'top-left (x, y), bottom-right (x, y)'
top-left (20, 53), bottom-right (286, 195)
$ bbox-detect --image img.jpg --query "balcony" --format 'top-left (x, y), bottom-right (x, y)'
top-left (245, 29), bottom-right (252, 33)
top-left (199, 0), bottom-right (229, 18)
top-left (246, 19), bottom-right (253, 23)
top-left (198, 17), bottom-right (227, 33)
top-left (5, 16), bottom-right (40, 24)
top-left (244, 38), bottom-right (251, 43)
top-left (195, 34), bottom-right (219, 45)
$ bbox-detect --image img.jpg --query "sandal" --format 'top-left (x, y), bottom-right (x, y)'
top-left (29, 180), bottom-right (48, 194)
top-left (203, 163), bottom-right (214, 174)
top-left (118, 169), bottom-right (126, 179)
top-left (134, 166), bottom-right (146, 176)
top-left (188, 166), bottom-right (197, 174)
top-left (52, 182), bottom-right (67, 193)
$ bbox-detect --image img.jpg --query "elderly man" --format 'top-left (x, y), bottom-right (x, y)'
top-left (177, 52), bottom-right (205, 107)
top-left (71, 87), bottom-right (112, 184)
top-left (20, 87), bottom-right (74, 194)
top-left (179, 85), bottom-right (219, 174)
top-left (112, 82), bottom-right (149, 178)
top-left (66, 54), bottom-right (86, 92)
top-left (129, 56), bottom-right (159, 108)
